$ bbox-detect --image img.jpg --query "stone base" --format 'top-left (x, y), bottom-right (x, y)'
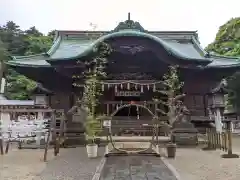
top-left (171, 133), bottom-right (198, 146)
top-left (171, 121), bottom-right (198, 146)
top-left (202, 146), bottom-right (216, 151)
top-left (221, 153), bottom-right (239, 158)
top-left (63, 134), bottom-right (86, 147)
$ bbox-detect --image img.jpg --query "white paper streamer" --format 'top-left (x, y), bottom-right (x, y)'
top-left (127, 83), bottom-right (130, 90)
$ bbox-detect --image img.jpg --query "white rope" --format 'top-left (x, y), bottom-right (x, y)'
top-left (73, 80), bottom-right (169, 88)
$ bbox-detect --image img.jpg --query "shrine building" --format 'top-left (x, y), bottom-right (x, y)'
top-left (6, 14), bottom-right (240, 136)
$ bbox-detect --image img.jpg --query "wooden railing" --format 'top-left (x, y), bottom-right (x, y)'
top-left (202, 121), bottom-right (239, 158)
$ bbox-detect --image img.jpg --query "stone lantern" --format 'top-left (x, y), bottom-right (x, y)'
top-left (32, 83), bottom-right (52, 106)
top-left (208, 89), bottom-right (225, 110)
top-left (31, 84), bottom-right (53, 120)
top-left (208, 80), bottom-right (227, 132)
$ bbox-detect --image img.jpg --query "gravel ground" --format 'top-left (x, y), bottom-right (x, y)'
top-left (1, 147), bottom-right (105, 180)
top-left (166, 137), bottom-right (240, 180)
top-left (2, 136), bottom-right (240, 180)
top-left (34, 147), bottom-right (105, 180)
top-left (0, 148), bottom-right (58, 180)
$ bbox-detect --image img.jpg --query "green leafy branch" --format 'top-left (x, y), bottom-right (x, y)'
top-left (155, 65), bottom-right (186, 125)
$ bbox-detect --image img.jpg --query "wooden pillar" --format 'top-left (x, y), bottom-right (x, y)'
top-left (221, 121), bottom-right (239, 158)
top-left (0, 113), bottom-right (4, 155)
top-left (44, 110), bottom-right (55, 162)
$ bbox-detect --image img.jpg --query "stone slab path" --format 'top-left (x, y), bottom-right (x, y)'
top-left (100, 156), bottom-right (178, 180)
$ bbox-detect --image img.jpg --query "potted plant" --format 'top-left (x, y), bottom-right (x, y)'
top-left (160, 122), bottom-right (177, 158)
top-left (85, 115), bottom-right (102, 158)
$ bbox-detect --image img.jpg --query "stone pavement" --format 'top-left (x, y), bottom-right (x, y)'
top-left (34, 147), bottom-right (105, 180)
top-left (100, 156), bottom-right (178, 180)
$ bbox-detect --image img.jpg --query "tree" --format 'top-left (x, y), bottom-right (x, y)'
top-left (206, 17), bottom-right (240, 111)
top-left (0, 21), bottom-right (27, 55)
top-left (25, 26), bottom-right (43, 37)
top-left (206, 17), bottom-right (240, 56)
top-left (155, 65), bottom-right (186, 126)
top-left (47, 30), bottom-right (56, 40)
top-left (0, 21), bottom-right (53, 99)
top-left (0, 38), bottom-right (9, 91)
top-left (24, 35), bottom-right (52, 55)
top-left (0, 38), bottom-right (9, 61)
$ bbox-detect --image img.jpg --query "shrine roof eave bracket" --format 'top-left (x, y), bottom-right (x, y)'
top-left (46, 30), bottom-right (212, 66)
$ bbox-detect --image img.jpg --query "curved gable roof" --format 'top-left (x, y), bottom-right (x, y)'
top-left (47, 30), bottom-right (211, 65)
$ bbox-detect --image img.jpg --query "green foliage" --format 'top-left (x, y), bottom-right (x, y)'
top-left (24, 35), bottom-right (52, 55)
top-left (79, 42), bottom-right (111, 143)
top-left (0, 21), bottom-right (53, 100)
top-left (206, 17), bottom-right (240, 111)
top-left (85, 115), bottom-right (105, 144)
top-left (5, 73), bottom-right (36, 100)
top-left (155, 65), bottom-right (185, 125)
top-left (0, 38), bottom-right (9, 61)
top-left (81, 42), bottom-right (111, 115)
top-left (206, 17), bottom-right (240, 56)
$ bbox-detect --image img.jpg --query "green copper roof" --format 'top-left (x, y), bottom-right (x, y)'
top-left (8, 54), bottom-right (51, 67)
top-left (206, 55), bottom-right (240, 68)
top-left (48, 30), bottom-right (210, 63)
top-left (50, 39), bottom-right (93, 59)
top-left (6, 29), bottom-right (240, 69)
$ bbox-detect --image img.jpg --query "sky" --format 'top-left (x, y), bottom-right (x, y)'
top-left (0, 0), bottom-right (239, 48)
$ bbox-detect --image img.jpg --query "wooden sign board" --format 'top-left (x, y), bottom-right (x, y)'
top-left (115, 91), bottom-right (141, 97)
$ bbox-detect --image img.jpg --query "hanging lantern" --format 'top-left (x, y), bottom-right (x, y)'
top-left (115, 85), bottom-right (118, 93)
top-left (120, 84), bottom-right (123, 89)
top-left (101, 84), bottom-right (104, 91)
top-left (107, 83), bottom-right (110, 89)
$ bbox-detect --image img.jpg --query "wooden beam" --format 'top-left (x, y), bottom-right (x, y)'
top-left (0, 109), bottom-right (53, 113)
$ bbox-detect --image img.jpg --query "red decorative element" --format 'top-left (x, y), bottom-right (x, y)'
top-left (130, 101), bottom-right (136, 104)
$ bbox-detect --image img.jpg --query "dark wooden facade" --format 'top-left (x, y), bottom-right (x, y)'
top-left (6, 16), bottom-right (240, 131)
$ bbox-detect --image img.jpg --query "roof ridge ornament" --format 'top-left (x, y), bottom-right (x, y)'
top-left (128, 12), bottom-right (131, 21)
top-left (113, 12), bottom-right (145, 32)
